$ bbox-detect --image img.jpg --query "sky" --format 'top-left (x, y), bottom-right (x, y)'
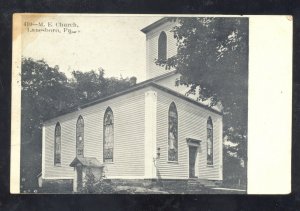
top-left (22, 15), bottom-right (162, 82)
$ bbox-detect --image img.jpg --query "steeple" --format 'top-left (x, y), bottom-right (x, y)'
top-left (141, 18), bottom-right (178, 80)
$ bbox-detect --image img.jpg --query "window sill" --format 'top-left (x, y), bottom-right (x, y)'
top-left (167, 161), bottom-right (179, 164)
top-left (54, 164), bottom-right (61, 167)
top-left (104, 162), bottom-right (114, 164)
top-left (207, 164), bottom-right (214, 167)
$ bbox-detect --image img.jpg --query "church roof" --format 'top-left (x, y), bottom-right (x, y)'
top-left (43, 70), bottom-right (221, 122)
top-left (150, 83), bottom-right (222, 115)
top-left (69, 157), bottom-right (104, 168)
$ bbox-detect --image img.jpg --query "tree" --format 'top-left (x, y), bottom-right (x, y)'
top-left (71, 69), bottom-right (137, 104)
top-left (223, 145), bottom-right (246, 187)
top-left (21, 58), bottom-right (75, 190)
top-left (157, 17), bottom-right (248, 179)
top-left (71, 69), bottom-right (108, 103)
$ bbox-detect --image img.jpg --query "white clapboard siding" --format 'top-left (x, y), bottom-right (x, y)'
top-left (43, 88), bottom-right (148, 179)
top-left (146, 21), bottom-right (178, 80)
top-left (44, 123), bottom-right (74, 179)
top-left (43, 83), bottom-right (222, 181)
top-left (155, 87), bottom-right (223, 180)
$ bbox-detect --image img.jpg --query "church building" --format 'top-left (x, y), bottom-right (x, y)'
top-left (40, 18), bottom-right (223, 192)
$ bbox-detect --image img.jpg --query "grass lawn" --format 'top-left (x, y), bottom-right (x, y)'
top-left (112, 184), bottom-right (246, 194)
top-left (36, 179), bottom-right (246, 194)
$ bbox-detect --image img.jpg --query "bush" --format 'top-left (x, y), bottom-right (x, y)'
top-left (80, 171), bottom-right (116, 194)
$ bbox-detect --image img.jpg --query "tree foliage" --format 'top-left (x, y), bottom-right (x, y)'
top-left (157, 17), bottom-right (248, 178)
top-left (21, 58), bottom-right (136, 190)
top-left (223, 146), bottom-right (246, 186)
top-left (80, 170), bottom-right (116, 194)
top-left (70, 69), bottom-right (137, 104)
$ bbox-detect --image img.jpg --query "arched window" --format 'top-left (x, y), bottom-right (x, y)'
top-left (76, 115), bottom-right (84, 157)
top-left (158, 31), bottom-right (167, 60)
top-left (54, 122), bottom-right (61, 165)
top-left (207, 117), bottom-right (213, 165)
top-left (168, 102), bottom-right (178, 161)
top-left (103, 107), bottom-right (114, 162)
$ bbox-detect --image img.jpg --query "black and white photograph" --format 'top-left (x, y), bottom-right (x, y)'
top-left (10, 14), bottom-right (292, 194)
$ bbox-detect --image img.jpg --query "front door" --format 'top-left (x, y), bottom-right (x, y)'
top-left (189, 146), bottom-right (197, 178)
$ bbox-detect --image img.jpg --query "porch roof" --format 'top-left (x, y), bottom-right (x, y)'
top-left (69, 157), bottom-right (104, 168)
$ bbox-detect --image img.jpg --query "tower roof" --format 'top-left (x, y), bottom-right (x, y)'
top-left (141, 17), bottom-right (170, 34)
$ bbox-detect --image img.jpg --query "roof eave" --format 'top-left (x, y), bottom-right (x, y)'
top-left (43, 70), bottom-right (222, 123)
top-left (151, 83), bottom-right (223, 116)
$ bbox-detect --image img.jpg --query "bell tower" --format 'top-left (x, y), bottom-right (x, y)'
top-left (141, 18), bottom-right (178, 80)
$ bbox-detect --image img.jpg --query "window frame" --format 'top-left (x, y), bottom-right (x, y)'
top-left (168, 102), bottom-right (178, 162)
top-left (207, 117), bottom-right (213, 166)
top-left (76, 115), bottom-right (84, 157)
top-left (103, 107), bottom-right (114, 163)
top-left (158, 31), bottom-right (167, 60)
top-left (54, 122), bottom-right (61, 166)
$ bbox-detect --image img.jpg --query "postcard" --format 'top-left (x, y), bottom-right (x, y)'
top-left (11, 14), bottom-right (292, 194)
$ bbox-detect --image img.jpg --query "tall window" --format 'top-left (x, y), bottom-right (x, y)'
top-left (54, 122), bottom-right (61, 165)
top-left (103, 107), bottom-right (114, 162)
top-left (158, 31), bottom-right (167, 60)
top-left (168, 102), bottom-right (178, 161)
top-left (76, 115), bottom-right (84, 157)
top-left (207, 117), bottom-right (213, 165)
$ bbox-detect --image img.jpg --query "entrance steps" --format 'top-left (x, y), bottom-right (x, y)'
top-left (187, 178), bottom-right (221, 189)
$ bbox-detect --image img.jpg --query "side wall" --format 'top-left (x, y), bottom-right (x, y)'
top-left (43, 88), bottom-right (147, 180)
top-left (155, 88), bottom-right (223, 180)
top-left (146, 21), bottom-right (178, 80)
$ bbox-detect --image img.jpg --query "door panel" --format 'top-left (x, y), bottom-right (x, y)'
top-left (189, 146), bottom-right (197, 178)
